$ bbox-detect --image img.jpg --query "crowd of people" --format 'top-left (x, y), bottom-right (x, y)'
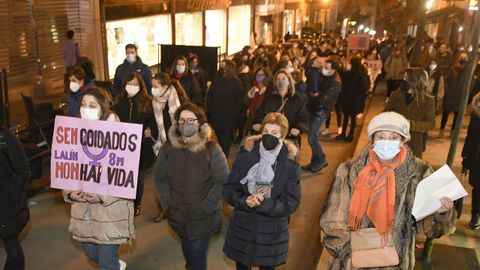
top-left (1, 28), bottom-right (480, 270)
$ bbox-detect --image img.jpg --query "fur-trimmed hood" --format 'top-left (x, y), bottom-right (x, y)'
top-left (242, 135), bottom-right (298, 161)
top-left (168, 122), bottom-right (213, 153)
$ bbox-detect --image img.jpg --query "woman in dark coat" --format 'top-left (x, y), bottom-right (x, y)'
top-left (206, 59), bottom-right (244, 158)
top-left (439, 53), bottom-right (468, 138)
top-left (336, 57), bottom-right (370, 142)
top-left (154, 103), bottom-right (229, 270)
top-left (223, 112), bottom-right (301, 270)
top-left (113, 73), bottom-right (154, 216)
top-left (252, 69), bottom-right (308, 146)
top-left (67, 66), bottom-right (96, 116)
top-left (462, 92), bottom-right (480, 230)
top-left (171, 55), bottom-right (203, 105)
top-left (0, 126), bottom-right (30, 270)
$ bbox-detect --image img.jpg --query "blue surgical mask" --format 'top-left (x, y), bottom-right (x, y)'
top-left (255, 74), bottom-right (266, 83)
top-left (373, 140), bottom-right (401, 161)
top-left (277, 80), bottom-right (289, 90)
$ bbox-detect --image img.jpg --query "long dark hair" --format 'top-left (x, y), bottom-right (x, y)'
top-left (82, 87), bottom-right (114, 120)
top-left (153, 72), bottom-right (190, 103)
top-left (116, 73), bottom-right (152, 113)
top-left (171, 55), bottom-right (189, 76)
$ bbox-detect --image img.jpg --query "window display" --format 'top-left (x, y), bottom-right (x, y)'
top-left (228, 5), bottom-right (251, 55)
top-left (106, 14), bottom-right (172, 78)
top-left (206, 9), bottom-right (226, 53)
top-left (175, 12), bottom-right (203, 46)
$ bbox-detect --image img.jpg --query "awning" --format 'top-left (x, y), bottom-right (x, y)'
top-left (426, 5), bottom-right (465, 24)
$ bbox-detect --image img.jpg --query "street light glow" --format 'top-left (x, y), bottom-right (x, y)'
top-left (364, 27), bottom-right (370, 33)
top-left (369, 30), bottom-right (377, 36)
top-left (425, 0), bottom-right (433, 10)
top-left (358, 24), bottom-right (364, 31)
top-left (459, 26), bottom-right (464, 32)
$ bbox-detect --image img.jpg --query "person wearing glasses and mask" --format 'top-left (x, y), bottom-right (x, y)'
top-left (223, 112), bottom-right (301, 270)
top-left (320, 112), bottom-right (453, 270)
top-left (154, 102), bottom-right (229, 270)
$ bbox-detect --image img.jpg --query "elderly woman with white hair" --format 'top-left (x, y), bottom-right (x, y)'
top-left (320, 112), bottom-right (453, 270)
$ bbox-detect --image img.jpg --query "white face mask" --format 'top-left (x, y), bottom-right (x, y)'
top-left (151, 86), bottom-right (166, 98)
top-left (373, 140), bottom-right (401, 161)
top-left (126, 53), bottom-right (136, 64)
top-left (126, 85), bottom-right (140, 97)
top-left (176, 65), bottom-right (186, 74)
top-left (286, 66), bottom-right (294, 73)
top-left (70, 81), bottom-right (80, 93)
top-left (322, 68), bottom-right (332, 76)
top-left (80, 107), bottom-right (101, 121)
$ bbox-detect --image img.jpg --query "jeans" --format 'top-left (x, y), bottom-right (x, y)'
top-left (308, 113), bottom-right (327, 163)
top-left (2, 236), bottom-right (25, 270)
top-left (134, 169), bottom-right (146, 209)
top-left (179, 235), bottom-right (211, 270)
top-left (82, 243), bottom-right (120, 270)
top-left (215, 129), bottom-right (233, 158)
top-left (236, 261), bottom-right (275, 270)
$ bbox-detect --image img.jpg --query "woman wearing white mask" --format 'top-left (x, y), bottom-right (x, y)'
top-left (67, 66), bottom-right (95, 116)
top-left (252, 69), bottom-right (308, 146)
top-left (320, 112), bottom-right (454, 270)
top-left (64, 88), bottom-right (132, 270)
top-left (170, 55), bottom-right (202, 104)
top-left (114, 73), bottom-right (154, 216)
top-left (223, 112), bottom-right (301, 270)
top-left (426, 59), bottom-right (445, 114)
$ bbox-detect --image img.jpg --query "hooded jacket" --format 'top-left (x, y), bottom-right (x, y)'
top-left (223, 135), bottom-right (301, 267)
top-left (320, 144), bottom-right (454, 270)
top-left (154, 122), bottom-right (230, 240)
top-left (113, 57), bottom-right (153, 97)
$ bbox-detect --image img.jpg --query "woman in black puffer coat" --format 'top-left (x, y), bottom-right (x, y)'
top-left (0, 126), bottom-right (30, 270)
top-left (223, 113), bottom-right (301, 270)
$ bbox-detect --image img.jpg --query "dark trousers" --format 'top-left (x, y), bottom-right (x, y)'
top-left (2, 236), bottom-right (25, 270)
top-left (341, 113), bottom-right (357, 138)
top-left (236, 262), bottom-right (275, 270)
top-left (179, 235), bottom-right (211, 270)
top-left (386, 79), bottom-right (401, 97)
top-left (216, 129), bottom-right (233, 158)
top-left (134, 169), bottom-right (146, 209)
top-left (325, 102), bottom-right (343, 129)
top-left (472, 187), bottom-right (480, 217)
top-left (440, 110), bottom-right (459, 130)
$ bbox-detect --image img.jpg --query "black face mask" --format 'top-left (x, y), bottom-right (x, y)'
top-left (399, 80), bottom-right (410, 91)
top-left (261, 134), bottom-right (280, 151)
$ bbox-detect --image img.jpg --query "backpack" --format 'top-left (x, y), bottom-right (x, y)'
top-left (164, 141), bottom-right (214, 169)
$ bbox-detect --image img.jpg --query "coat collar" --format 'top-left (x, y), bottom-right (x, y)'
top-left (242, 135), bottom-right (298, 161)
top-left (168, 122), bottom-right (213, 153)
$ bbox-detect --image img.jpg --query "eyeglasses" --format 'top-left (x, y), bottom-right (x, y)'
top-left (178, 118), bottom-right (198, 125)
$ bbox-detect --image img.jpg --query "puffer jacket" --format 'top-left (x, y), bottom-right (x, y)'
top-left (64, 192), bottom-right (135, 245)
top-left (320, 144), bottom-right (454, 270)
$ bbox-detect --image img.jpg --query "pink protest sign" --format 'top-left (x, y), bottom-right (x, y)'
top-left (50, 115), bottom-right (143, 199)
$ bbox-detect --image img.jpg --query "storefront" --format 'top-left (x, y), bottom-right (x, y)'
top-left (255, 0), bottom-right (285, 44)
top-left (228, 4), bottom-right (252, 55)
top-left (206, 9), bottom-right (227, 54)
top-left (283, 0), bottom-right (306, 38)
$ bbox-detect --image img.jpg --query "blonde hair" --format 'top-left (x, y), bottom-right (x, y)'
top-left (405, 67), bottom-right (429, 103)
top-left (261, 112), bottom-right (289, 139)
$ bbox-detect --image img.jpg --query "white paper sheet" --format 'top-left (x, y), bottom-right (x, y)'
top-left (412, 164), bottom-right (468, 221)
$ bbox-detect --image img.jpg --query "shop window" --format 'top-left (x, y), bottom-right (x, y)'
top-left (175, 12), bottom-right (203, 46)
top-left (206, 9), bottom-right (226, 54)
top-left (228, 5), bottom-right (251, 55)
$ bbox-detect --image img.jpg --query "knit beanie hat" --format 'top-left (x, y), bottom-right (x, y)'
top-left (367, 112), bottom-right (411, 141)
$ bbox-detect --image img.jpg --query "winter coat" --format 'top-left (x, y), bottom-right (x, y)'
top-left (113, 57), bottom-right (153, 97)
top-left (252, 93), bottom-right (309, 135)
top-left (0, 127), bottom-right (30, 238)
top-left (462, 113), bottom-right (480, 187)
top-left (384, 55), bottom-right (409, 80)
top-left (64, 116), bottom-right (135, 245)
top-left (443, 67), bottom-right (466, 112)
top-left (427, 69), bottom-right (445, 112)
top-left (223, 135), bottom-right (301, 267)
top-left (305, 65), bottom-right (321, 93)
top-left (341, 69), bottom-right (369, 115)
top-left (207, 76), bottom-right (244, 131)
top-left (64, 192), bottom-right (135, 245)
top-left (114, 94), bottom-right (155, 171)
top-left (437, 52), bottom-right (454, 76)
top-left (172, 72), bottom-right (202, 104)
top-left (384, 90), bottom-right (435, 158)
top-left (154, 123), bottom-right (230, 240)
top-left (320, 145), bottom-right (454, 270)
top-left (67, 79), bottom-right (96, 117)
top-left (308, 74), bottom-right (342, 116)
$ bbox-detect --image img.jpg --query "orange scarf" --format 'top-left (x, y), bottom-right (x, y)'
top-left (348, 146), bottom-right (407, 241)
